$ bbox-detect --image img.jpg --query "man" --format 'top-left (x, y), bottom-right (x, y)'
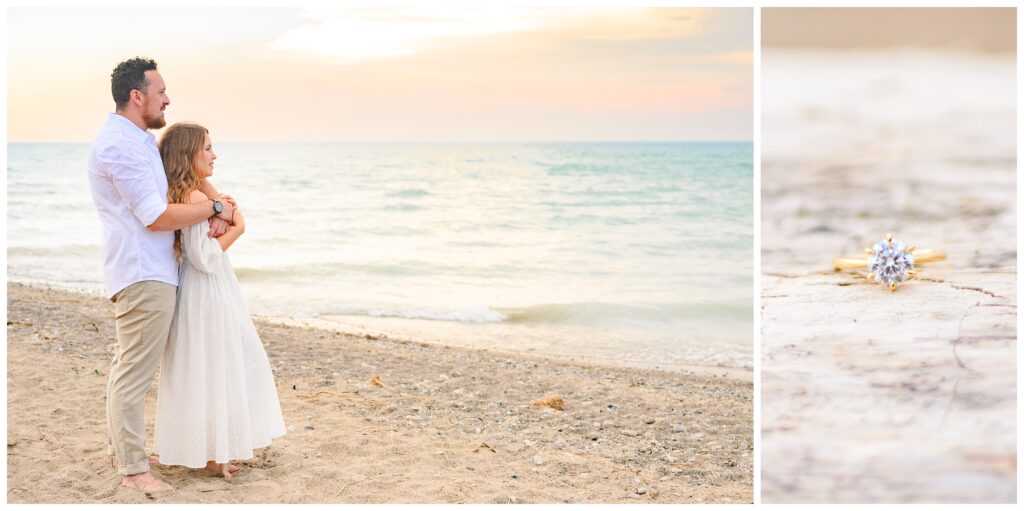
top-left (87, 57), bottom-right (234, 492)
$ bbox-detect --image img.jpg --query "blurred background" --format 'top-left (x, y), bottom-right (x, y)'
top-left (763, 7), bottom-right (1015, 52)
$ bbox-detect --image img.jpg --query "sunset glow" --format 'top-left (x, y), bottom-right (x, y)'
top-left (8, 7), bottom-right (752, 142)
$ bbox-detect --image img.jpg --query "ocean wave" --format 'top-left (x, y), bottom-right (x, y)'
top-left (328, 304), bottom-right (506, 323)
top-left (545, 163), bottom-right (618, 175)
top-left (386, 188), bottom-right (431, 198)
top-left (314, 300), bottom-right (749, 328)
top-left (231, 267), bottom-right (295, 280)
top-left (8, 244), bottom-right (100, 257)
top-left (497, 301), bottom-right (750, 325)
top-left (233, 261), bottom-right (434, 280)
top-left (382, 203), bottom-right (424, 212)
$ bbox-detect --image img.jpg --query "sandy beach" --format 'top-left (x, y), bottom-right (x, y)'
top-left (6, 282), bottom-right (752, 504)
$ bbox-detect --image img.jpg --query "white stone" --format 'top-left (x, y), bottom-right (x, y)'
top-left (867, 238), bottom-right (914, 287)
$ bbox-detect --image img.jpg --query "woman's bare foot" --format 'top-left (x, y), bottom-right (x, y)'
top-left (204, 460), bottom-right (239, 478)
top-left (121, 472), bottom-right (174, 492)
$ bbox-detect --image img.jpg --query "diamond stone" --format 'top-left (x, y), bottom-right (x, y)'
top-left (867, 239), bottom-right (915, 287)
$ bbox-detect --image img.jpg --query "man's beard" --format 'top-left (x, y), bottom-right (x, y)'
top-left (144, 110), bottom-right (166, 129)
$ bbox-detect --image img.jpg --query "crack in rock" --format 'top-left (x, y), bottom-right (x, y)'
top-left (945, 283), bottom-right (1000, 299)
top-left (917, 278), bottom-right (1002, 300)
top-left (762, 272), bottom-right (806, 279)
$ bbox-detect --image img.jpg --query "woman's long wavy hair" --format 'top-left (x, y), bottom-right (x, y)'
top-left (159, 122), bottom-right (208, 260)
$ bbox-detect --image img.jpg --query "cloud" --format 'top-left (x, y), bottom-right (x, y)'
top-left (263, 7), bottom-right (679, 64)
top-left (7, 7), bottom-right (752, 142)
top-left (266, 7), bottom-right (592, 64)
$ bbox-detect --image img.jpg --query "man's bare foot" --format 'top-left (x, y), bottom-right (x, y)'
top-left (204, 460), bottom-right (239, 478)
top-left (121, 472), bottom-right (174, 492)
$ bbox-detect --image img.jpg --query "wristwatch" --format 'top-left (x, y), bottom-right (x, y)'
top-left (212, 199), bottom-right (223, 215)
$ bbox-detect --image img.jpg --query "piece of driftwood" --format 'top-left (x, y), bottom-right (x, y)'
top-left (761, 51), bottom-right (1016, 503)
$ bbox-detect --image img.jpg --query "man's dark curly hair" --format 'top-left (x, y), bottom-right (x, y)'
top-left (111, 57), bottom-right (158, 110)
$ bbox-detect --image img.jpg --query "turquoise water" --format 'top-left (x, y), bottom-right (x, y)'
top-left (9, 142), bottom-right (752, 370)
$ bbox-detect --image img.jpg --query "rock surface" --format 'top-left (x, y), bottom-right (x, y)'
top-left (761, 50), bottom-right (1016, 503)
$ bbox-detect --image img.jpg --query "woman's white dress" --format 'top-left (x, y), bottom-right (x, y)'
top-left (154, 221), bottom-right (286, 468)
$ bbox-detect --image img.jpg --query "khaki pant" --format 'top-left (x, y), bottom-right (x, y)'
top-left (104, 280), bottom-right (176, 475)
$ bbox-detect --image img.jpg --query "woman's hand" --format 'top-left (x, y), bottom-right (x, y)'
top-left (208, 216), bottom-right (231, 238)
top-left (218, 194), bottom-right (239, 224)
top-left (218, 193), bottom-right (237, 209)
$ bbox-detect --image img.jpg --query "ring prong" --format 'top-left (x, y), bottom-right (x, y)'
top-left (865, 248), bottom-right (874, 255)
top-left (867, 272), bottom-right (876, 281)
top-left (908, 270), bottom-right (917, 279)
top-left (907, 245), bottom-right (916, 254)
top-left (889, 282), bottom-right (897, 292)
top-left (886, 233), bottom-right (893, 244)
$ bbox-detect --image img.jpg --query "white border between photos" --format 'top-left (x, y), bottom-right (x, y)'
top-left (752, 4), bottom-right (763, 507)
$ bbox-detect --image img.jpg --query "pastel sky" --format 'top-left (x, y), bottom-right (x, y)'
top-left (7, 7), bottom-right (752, 142)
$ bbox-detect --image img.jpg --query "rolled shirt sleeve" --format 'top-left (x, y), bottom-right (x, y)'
top-left (88, 113), bottom-right (179, 298)
top-left (99, 143), bottom-right (167, 227)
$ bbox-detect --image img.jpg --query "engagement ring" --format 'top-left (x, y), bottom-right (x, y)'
top-left (833, 233), bottom-right (946, 291)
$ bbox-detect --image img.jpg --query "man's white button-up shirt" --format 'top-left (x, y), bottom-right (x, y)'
top-left (88, 113), bottom-right (177, 298)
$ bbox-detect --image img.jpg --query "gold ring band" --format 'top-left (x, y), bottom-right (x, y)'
top-left (832, 233), bottom-right (946, 291)
top-left (833, 248), bottom-right (946, 270)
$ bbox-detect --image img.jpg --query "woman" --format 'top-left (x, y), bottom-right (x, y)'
top-left (153, 122), bottom-right (286, 478)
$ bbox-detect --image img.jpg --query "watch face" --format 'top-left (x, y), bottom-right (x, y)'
top-left (214, 200), bottom-right (223, 214)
